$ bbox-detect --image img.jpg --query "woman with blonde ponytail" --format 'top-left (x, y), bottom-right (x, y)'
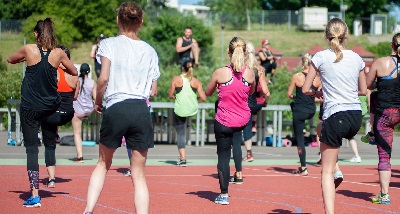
top-left (287, 53), bottom-right (321, 176)
top-left (205, 36), bottom-right (255, 205)
top-left (7, 18), bottom-right (77, 207)
top-left (366, 33), bottom-right (400, 205)
top-left (169, 60), bottom-right (206, 166)
top-left (302, 18), bottom-right (367, 214)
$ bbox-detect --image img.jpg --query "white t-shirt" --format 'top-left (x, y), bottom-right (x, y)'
top-left (97, 35), bottom-right (160, 108)
top-left (312, 49), bottom-right (365, 120)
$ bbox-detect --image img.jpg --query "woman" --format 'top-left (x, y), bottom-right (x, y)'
top-left (72, 63), bottom-right (97, 162)
top-left (302, 18), bottom-right (366, 214)
top-left (42, 45), bottom-right (79, 188)
top-left (258, 39), bottom-right (277, 83)
top-left (205, 36), bottom-right (255, 205)
top-left (169, 60), bottom-right (206, 167)
top-left (7, 18), bottom-right (77, 207)
top-left (287, 53), bottom-right (321, 175)
top-left (366, 33), bottom-right (400, 205)
top-left (84, 2), bottom-right (160, 214)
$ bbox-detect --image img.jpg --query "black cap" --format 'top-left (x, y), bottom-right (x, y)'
top-left (80, 63), bottom-right (90, 74)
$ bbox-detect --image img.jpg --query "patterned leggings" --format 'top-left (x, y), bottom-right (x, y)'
top-left (374, 108), bottom-right (400, 171)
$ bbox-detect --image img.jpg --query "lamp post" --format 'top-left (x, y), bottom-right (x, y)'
top-left (221, 23), bottom-right (225, 63)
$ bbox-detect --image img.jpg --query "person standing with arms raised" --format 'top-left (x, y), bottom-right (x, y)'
top-left (84, 2), bottom-right (160, 214)
top-left (176, 27), bottom-right (200, 67)
top-left (302, 18), bottom-right (366, 214)
top-left (205, 36), bottom-right (255, 205)
top-left (169, 60), bottom-right (206, 166)
top-left (7, 18), bottom-right (77, 207)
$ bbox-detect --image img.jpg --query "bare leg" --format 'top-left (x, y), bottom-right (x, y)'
top-left (72, 115), bottom-right (83, 158)
top-left (379, 171), bottom-right (391, 194)
top-left (46, 166), bottom-right (55, 180)
top-left (85, 144), bottom-right (116, 213)
top-left (130, 150), bottom-right (149, 214)
top-left (191, 42), bottom-right (200, 66)
top-left (349, 138), bottom-right (361, 159)
top-left (244, 139), bottom-right (252, 151)
top-left (320, 142), bottom-right (340, 214)
top-left (178, 148), bottom-right (186, 160)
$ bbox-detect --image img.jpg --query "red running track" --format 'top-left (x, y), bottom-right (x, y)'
top-left (1, 165), bottom-right (399, 213)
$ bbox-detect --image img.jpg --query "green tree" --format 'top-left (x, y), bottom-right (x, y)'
top-left (0, 55), bottom-right (22, 107)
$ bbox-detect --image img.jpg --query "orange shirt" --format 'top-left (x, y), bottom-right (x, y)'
top-left (57, 67), bottom-right (73, 92)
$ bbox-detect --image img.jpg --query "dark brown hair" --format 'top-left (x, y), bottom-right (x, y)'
top-left (34, 18), bottom-right (56, 50)
top-left (117, 2), bottom-right (143, 32)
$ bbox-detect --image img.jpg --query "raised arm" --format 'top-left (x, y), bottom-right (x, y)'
top-left (205, 69), bottom-right (220, 96)
top-left (287, 74), bottom-right (297, 99)
top-left (60, 51), bottom-right (78, 76)
top-left (302, 62), bottom-right (321, 97)
top-left (7, 45), bottom-right (26, 64)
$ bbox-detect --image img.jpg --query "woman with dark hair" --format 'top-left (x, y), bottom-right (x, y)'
top-left (41, 44), bottom-right (79, 188)
top-left (366, 33), bottom-right (400, 205)
top-left (169, 60), bottom-right (206, 166)
top-left (84, 2), bottom-right (160, 214)
top-left (205, 36), bottom-right (255, 205)
top-left (72, 63), bottom-right (96, 162)
top-left (302, 18), bottom-right (366, 213)
top-left (7, 18), bottom-right (77, 207)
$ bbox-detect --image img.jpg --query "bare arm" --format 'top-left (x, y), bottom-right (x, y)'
top-left (73, 80), bottom-right (80, 101)
top-left (60, 52), bottom-right (78, 76)
top-left (358, 69), bottom-right (367, 96)
top-left (94, 57), bottom-right (110, 114)
top-left (168, 77), bottom-right (177, 99)
top-left (205, 69), bottom-right (219, 96)
top-left (258, 68), bottom-right (270, 98)
top-left (366, 60), bottom-right (379, 90)
top-left (287, 74), bottom-right (297, 99)
top-left (92, 81), bottom-right (97, 101)
top-left (176, 37), bottom-right (192, 53)
top-left (151, 81), bottom-right (158, 97)
top-left (302, 62), bottom-right (321, 97)
top-left (195, 79), bottom-right (206, 102)
top-left (258, 51), bottom-right (267, 61)
top-left (7, 46), bottom-right (26, 64)
top-left (90, 45), bottom-right (97, 58)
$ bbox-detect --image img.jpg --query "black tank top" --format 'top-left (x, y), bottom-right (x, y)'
top-left (259, 50), bottom-right (273, 67)
top-left (178, 37), bottom-right (192, 59)
top-left (292, 73), bottom-right (316, 113)
top-left (376, 56), bottom-right (400, 113)
top-left (21, 45), bottom-right (60, 111)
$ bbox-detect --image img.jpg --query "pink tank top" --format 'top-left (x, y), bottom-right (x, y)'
top-left (216, 65), bottom-right (251, 127)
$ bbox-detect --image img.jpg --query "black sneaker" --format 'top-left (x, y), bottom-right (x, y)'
top-left (176, 159), bottom-right (187, 167)
top-left (293, 167), bottom-right (308, 176)
top-left (229, 173), bottom-right (244, 184)
top-left (74, 157), bottom-right (84, 163)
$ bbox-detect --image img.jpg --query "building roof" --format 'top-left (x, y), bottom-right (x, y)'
top-left (302, 44), bottom-right (324, 56)
top-left (351, 46), bottom-right (375, 58)
top-left (255, 46), bottom-right (283, 56)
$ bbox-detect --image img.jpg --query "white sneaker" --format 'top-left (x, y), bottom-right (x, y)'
top-left (349, 156), bottom-right (361, 163)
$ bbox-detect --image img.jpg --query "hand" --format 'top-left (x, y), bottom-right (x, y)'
top-left (95, 103), bottom-right (103, 114)
top-left (314, 91), bottom-right (323, 99)
top-left (195, 61), bottom-right (200, 67)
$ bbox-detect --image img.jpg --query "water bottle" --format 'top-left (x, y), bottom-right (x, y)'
top-left (7, 130), bottom-right (15, 146)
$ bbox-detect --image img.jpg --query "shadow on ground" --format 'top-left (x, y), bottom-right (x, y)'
top-left (185, 190), bottom-right (218, 202)
top-left (337, 190), bottom-right (374, 202)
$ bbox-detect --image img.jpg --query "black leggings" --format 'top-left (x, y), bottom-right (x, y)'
top-left (42, 110), bottom-right (74, 167)
top-left (214, 120), bottom-right (245, 194)
top-left (292, 110), bottom-right (314, 167)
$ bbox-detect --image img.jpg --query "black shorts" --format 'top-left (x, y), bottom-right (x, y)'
top-left (320, 110), bottom-right (362, 148)
top-left (100, 99), bottom-right (153, 150)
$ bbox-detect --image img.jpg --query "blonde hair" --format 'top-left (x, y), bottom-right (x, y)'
top-left (117, 2), bottom-right (143, 32)
top-left (228, 36), bottom-right (247, 72)
top-left (325, 18), bottom-right (348, 63)
top-left (392, 33), bottom-right (400, 57)
top-left (301, 53), bottom-right (312, 70)
top-left (246, 40), bottom-right (264, 72)
top-left (182, 60), bottom-right (193, 79)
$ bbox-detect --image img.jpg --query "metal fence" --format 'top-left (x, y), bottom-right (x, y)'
top-left (0, 19), bottom-right (22, 33)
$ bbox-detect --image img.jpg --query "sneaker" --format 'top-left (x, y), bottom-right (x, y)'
top-left (372, 192), bottom-right (391, 204)
top-left (74, 157), bottom-right (84, 163)
top-left (316, 152), bottom-right (322, 165)
top-left (349, 156), bottom-right (362, 163)
top-left (229, 172), bottom-right (244, 184)
top-left (123, 170), bottom-right (131, 177)
top-left (293, 167), bottom-right (308, 176)
top-left (242, 154), bottom-right (254, 162)
top-left (176, 159), bottom-right (187, 167)
top-left (214, 194), bottom-right (229, 205)
top-left (334, 171), bottom-right (344, 189)
top-left (23, 196), bottom-right (41, 207)
top-left (46, 179), bottom-right (56, 188)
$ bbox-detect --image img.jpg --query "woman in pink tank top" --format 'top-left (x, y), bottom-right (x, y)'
top-left (205, 36), bottom-right (255, 205)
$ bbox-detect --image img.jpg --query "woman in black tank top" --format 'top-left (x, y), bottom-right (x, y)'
top-left (7, 18), bottom-right (77, 207)
top-left (287, 53), bottom-right (320, 176)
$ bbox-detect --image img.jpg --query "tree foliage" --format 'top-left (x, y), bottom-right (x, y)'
top-left (0, 55), bottom-right (22, 107)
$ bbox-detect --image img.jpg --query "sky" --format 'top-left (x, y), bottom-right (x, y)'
top-left (179, 0), bottom-right (203, 5)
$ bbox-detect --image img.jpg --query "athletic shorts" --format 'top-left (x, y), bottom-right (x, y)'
top-left (99, 99), bottom-right (153, 150)
top-left (320, 110), bottom-right (362, 148)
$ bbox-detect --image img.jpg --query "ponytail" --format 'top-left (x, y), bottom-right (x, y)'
top-left (79, 63), bottom-right (91, 94)
top-left (301, 53), bottom-right (312, 69)
top-left (330, 37), bottom-right (343, 63)
top-left (34, 18), bottom-right (56, 50)
top-left (228, 36), bottom-right (246, 72)
top-left (325, 18), bottom-right (347, 63)
top-left (182, 60), bottom-right (193, 79)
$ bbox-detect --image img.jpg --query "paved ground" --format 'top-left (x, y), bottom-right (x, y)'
top-left (1, 131), bottom-right (398, 167)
